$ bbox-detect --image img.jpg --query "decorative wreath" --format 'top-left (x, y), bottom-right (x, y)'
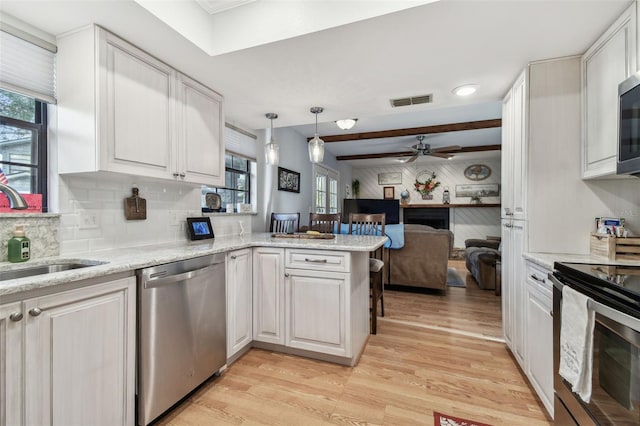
top-left (414, 172), bottom-right (440, 195)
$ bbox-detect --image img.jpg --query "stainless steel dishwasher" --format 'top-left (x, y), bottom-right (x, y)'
top-left (137, 254), bottom-right (226, 425)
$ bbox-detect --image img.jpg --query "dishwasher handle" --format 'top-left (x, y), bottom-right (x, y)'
top-left (143, 263), bottom-right (219, 289)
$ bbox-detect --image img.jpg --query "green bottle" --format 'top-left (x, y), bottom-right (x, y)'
top-left (8, 224), bottom-right (30, 263)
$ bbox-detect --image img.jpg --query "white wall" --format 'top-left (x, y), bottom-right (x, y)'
top-left (253, 127), bottom-right (351, 231)
top-left (352, 155), bottom-right (502, 247)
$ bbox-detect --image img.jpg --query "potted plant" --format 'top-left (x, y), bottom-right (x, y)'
top-left (352, 179), bottom-right (360, 198)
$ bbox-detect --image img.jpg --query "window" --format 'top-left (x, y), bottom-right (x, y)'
top-left (202, 153), bottom-right (253, 212)
top-left (0, 88), bottom-right (48, 210)
top-left (313, 164), bottom-right (339, 214)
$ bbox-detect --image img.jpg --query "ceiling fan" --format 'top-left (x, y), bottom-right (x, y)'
top-left (402, 135), bottom-right (461, 163)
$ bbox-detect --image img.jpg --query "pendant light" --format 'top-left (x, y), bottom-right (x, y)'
top-left (308, 107), bottom-right (325, 163)
top-left (265, 113), bottom-right (279, 166)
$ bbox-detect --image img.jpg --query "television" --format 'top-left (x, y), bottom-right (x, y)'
top-left (342, 199), bottom-right (400, 224)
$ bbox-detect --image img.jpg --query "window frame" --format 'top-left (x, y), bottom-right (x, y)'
top-left (312, 164), bottom-right (340, 215)
top-left (202, 153), bottom-right (252, 213)
top-left (0, 98), bottom-right (48, 211)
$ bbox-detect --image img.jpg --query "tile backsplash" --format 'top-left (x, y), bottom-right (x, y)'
top-left (58, 174), bottom-right (252, 256)
top-left (0, 214), bottom-right (60, 262)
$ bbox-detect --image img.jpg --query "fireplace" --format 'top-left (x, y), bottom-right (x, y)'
top-left (403, 207), bottom-right (449, 229)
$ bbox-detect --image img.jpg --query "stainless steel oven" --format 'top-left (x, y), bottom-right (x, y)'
top-left (551, 262), bottom-right (640, 425)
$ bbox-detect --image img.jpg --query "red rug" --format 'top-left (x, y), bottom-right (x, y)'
top-left (433, 411), bottom-right (492, 426)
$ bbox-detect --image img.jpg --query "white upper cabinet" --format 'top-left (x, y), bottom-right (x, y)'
top-left (176, 73), bottom-right (225, 186)
top-left (501, 70), bottom-right (527, 220)
top-left (57, 25), bottom-right (224, 185)
top-left (582, 2), bottom-right (637, 179)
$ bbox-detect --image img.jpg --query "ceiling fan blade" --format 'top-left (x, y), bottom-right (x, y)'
top-left (403, 154), bottom-right (419, 163)
top-left (430, 152), bottom-right (454, 159)
top-left (431, 145), bottom-right (461, 153)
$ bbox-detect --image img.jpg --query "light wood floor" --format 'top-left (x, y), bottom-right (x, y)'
top-left (157, 262), bottom-right (551, 426)
top-left (383, 260), bottom-right (503, 340)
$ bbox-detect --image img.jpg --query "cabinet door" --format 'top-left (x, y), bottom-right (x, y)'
top-left (501, 90), bottom-right (514, 218)
top-left (99, 29), bottom-right (175, 179)
top-left (511, 221), bottom-right (525, 367)
top-left (582, 2), bottom-right (637, 179)
top-left (176, 73), bottom-right (225, 186)
top-left (0, 302), bottom-right (23, 426)
top-left (253, 248), bottom-right (285, 344)
top-left (227, 248), bottom-right (253, 359)
top-left (525, 267), bottom-right (554, 417)
top-left (501, 70), bottom-right (526, 220)
top-left (502, 220), bottom-right (526, 368)
top-left (285, 269), bottom-right (347, 357)
top-left (24, 277), bottom-right (136, 426)
top-left (511, 71), bottom-right (527, 220)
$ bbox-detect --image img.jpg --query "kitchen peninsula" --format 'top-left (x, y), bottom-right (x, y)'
top-left (0, 232), bottom-right (386, 362)
top-left (0, 233), bottom-right (385, 426)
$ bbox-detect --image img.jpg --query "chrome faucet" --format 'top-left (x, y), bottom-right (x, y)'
top-left (0, 183), bottom-right (28, 209)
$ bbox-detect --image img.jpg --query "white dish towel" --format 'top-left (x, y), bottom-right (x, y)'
top-left (559, 285), bottom-right (596, 403)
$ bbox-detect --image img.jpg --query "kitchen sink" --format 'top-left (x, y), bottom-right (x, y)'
top-left (0, 261), bottom-right (106, 281)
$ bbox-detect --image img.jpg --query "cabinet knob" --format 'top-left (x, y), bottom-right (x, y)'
top-left (230, 255), bottom-right (237, 260)
top-left (284, 273), bottom-right (290, 277)
top-left (9, 312), bottom-right (23, 322)
top-left (172, 172), bottom-right (180, 177)
top-left (29, 308), bottom-right (42, 317)
top-left (179, 173), bottom-right (186, 178)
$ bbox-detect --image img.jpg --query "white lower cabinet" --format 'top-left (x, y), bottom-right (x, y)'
top-left (252, 248), bottom-right (368, 363)
top-left (226, 248), bottom-right (253, 359)
top-left (525, 261), bottom-right (554, 417)
top-left (502, 219), bottom-right (526, 368)
top-left (1, 276), bottom-right (136, 426)
top-left (253, 247), bottom-right (285, 344)
top-left (285, 269), bottom-right (347, 357)
top-left (0, 302), bottom-right (23, 426)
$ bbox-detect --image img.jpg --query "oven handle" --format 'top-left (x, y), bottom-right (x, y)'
top-left (549, 273), bottom-right (640, 332)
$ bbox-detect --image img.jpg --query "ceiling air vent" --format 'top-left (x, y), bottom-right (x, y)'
top-left (390, 94), bottom-right (433, 108)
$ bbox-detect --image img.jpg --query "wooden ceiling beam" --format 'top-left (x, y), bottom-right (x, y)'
top-left (308, 118), bottom-right (502, 143)
top-left (335, 144), bottom-right (502, 161)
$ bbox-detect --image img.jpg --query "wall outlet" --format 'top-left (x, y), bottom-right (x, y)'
top-left (79, 212), bottom-right (99, 229)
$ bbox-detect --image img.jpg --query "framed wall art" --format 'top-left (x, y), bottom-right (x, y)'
top-left (464, 164), bottom-right (491, 181)
top-left (278, 167), bottom-right (300, 193)
top-left (455, 183), bottom-right (500, 198)
top-left (383, 186), bottom-right (395, 199)
top-left (378, 172), bottom-right (402, 185)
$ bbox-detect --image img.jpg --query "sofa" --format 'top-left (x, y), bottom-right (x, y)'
top-left (465, 238), bottom-right (501, 291)
top-left (388, 224), bottom-right (453, 291)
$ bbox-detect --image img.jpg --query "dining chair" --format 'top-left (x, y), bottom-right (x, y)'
top-left (348, 212), bottom-right (386, 334)
top-left (308, 212), bottom-right (341, 234)
top-left (269, 212), bottom-right (300, 233)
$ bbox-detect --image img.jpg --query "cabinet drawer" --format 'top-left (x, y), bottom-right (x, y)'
top-left (525, 261), bottom-right (552, 298)
top-left (285, 249), bottom-right (350, 273)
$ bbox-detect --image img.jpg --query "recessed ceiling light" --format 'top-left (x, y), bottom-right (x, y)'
top-left (336, 118), bottom-right (358, 130)
top-left (453, 85), bottom-right (478, 97)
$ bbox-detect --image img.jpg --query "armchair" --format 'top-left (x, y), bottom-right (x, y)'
top-left (465, 238), bottom-right (501, 291)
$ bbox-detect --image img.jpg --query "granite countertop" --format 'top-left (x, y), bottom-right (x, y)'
top-left (0, 233), bottom-right (387, 299)
top-left (524, 252), bottom-right (640, 270)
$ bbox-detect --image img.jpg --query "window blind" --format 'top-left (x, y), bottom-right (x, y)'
top-left (225, 123), bottom-right (257, 161)
top-left (0, 30), bottom-right (56, 104)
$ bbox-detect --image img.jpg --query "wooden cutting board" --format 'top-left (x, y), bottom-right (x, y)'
top-left (271, 233), bottom-right (335, 239)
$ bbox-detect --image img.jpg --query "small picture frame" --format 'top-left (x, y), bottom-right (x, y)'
top-left (186, 217), bottom-right (215, 240)
top-left (278, 167), bottom-right (301, 193)
top-left (383, 186), bottom-right (395, 199)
